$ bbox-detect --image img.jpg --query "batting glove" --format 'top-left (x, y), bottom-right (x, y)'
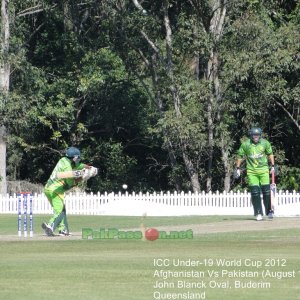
top-left (234, 168), bottom-right (241, 179)
top-left (82, 169), bottom-right (92, 181)
top-left (82, 167), bottom-right (98, 181)
top-left (90, 166), bottom-right (98, 177)
top-left (270, 165), bottom-right (278, 175)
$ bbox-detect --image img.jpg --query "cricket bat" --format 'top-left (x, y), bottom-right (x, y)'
top-left (270, 171), bottom-right (276, 211)
top-left (56, 169), bottom-right (85, 179)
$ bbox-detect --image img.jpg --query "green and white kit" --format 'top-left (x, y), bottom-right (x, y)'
top-left (44, 157), bottom-right (85, 232)
top-left (237, 138), bottom-right (273, 217)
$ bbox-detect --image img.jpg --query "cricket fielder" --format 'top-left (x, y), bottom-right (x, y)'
top-left (235, 127), bottom-right (275, 221)
top-left (42, 147), bottom-right (96, 236)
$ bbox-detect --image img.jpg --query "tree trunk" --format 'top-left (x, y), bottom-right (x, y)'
top-left (163, 0), bottom-right (200, 192)
top-left (132, 1), bottom-right (200, 192)
top-left (151, 54), bottom-right (182, 191)
top-left (0, 0), bottom-right (10, 91)
top-left (0, 0), bottom-right (10, 195)
top-left (204, 0), bottom-right (227, 192)
top-left (220, 135), bottom-right (231, 191)
top-left (0, 126), bottom-right (7, 195)
top-left (63, 0), bottom-right (74, 32)
top-left (223, 167), bottom-right (231, 192)
top-left (206, 94), bottom-right (214, 192)
top-left (205, 49), bottom-right (219, 192)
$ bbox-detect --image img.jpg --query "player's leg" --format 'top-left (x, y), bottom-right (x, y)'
top-left (42, 188), bottom-right (56, 236)
top-left (52, 208), bottom-right (65, 232)
top-left (49, 195), bottom-right (65, 232)
top-left (248, 173), bottom-right (263, 220)
top-left (260, 172), bottom-right (273, 219)
top-left (43, 189), bottom-right (65, 235)
top-left (249, 186), bottom-right (263, 220)
top-left (58, 205), bottom-right (71, 236)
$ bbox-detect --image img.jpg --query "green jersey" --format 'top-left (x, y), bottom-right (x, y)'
top-left (237, 138), bottom-right (273, 173)
top-left (45, 157), bottom-right (85, 193)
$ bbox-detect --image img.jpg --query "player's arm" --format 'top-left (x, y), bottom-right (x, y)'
top-left (268, 154), bottom-right (276, 174)
top-left (72, 165), bottom-right (94, 183)
top-left (234, 144), bottom-right (245, 178)
top-left (72, 166), bottom-right (87, 184)
top-left (236, 158), bottom-right (244, 169)
top-left (233, 158), bottom-right (244, 179)
top-left (265, 140), bottom-right (275, 172)
top-left (236, 142), bottom-right (246, 169)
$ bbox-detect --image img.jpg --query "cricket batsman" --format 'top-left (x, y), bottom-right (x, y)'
top-left (234, 127), bottom-right (276, 221)
top-left (42, 147), bottom-right (97, 236)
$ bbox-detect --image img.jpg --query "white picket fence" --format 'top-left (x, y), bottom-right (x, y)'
top-left (0, 190), bottom-right (299, 217)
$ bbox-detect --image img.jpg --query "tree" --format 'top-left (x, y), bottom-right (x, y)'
top-left (108, 0), bottom-right (206, 191)
top-left (188, 0), bottom-right (229, 191)
top-left (3, 0), bottom-right (300, 193)
top-left (221, 0), bottom-right (300, 190)
top-left (4, 1), bottom-right (160, 192)
top-left (0, 0), bottom-right (10, 194)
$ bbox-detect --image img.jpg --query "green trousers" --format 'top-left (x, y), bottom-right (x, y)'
top-left (44, 188), bottom-right (66, 231)
top-left (247, 171), bottom-right (272, 216)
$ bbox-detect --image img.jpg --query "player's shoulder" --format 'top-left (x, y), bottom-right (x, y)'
top-left (58, 157), bottom-right (72, 169)
top-left (241, 139), bottom-right (251, 147)
top-left (259, 138), bottom-right (271, 145)
top-left (59, 157), bottom-right (70, 164)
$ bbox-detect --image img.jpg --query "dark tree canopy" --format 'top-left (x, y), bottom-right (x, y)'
top-left (1, 0), bottom-right (299, 193)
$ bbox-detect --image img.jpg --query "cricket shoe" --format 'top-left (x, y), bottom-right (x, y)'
top-left (256, 214), bottom-right (263, 221)
top-left (268, 212), bottom-right (274, 220)
top-left (58, 230), bottom-right (72, 236)
top-left (41, 223), bottom-right (54, 236)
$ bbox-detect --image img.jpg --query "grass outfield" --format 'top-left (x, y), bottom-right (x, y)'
top-left (0, 215), bottom-right (300, 300)
top-left (0, 214), bottom-right (240, 234)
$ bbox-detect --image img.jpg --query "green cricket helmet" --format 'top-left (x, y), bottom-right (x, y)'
top-left (65, 147), bottom-right (81, 164)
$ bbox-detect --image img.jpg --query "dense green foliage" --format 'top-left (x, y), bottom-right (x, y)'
top-left (1, 0), bottom-right (299, 192)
